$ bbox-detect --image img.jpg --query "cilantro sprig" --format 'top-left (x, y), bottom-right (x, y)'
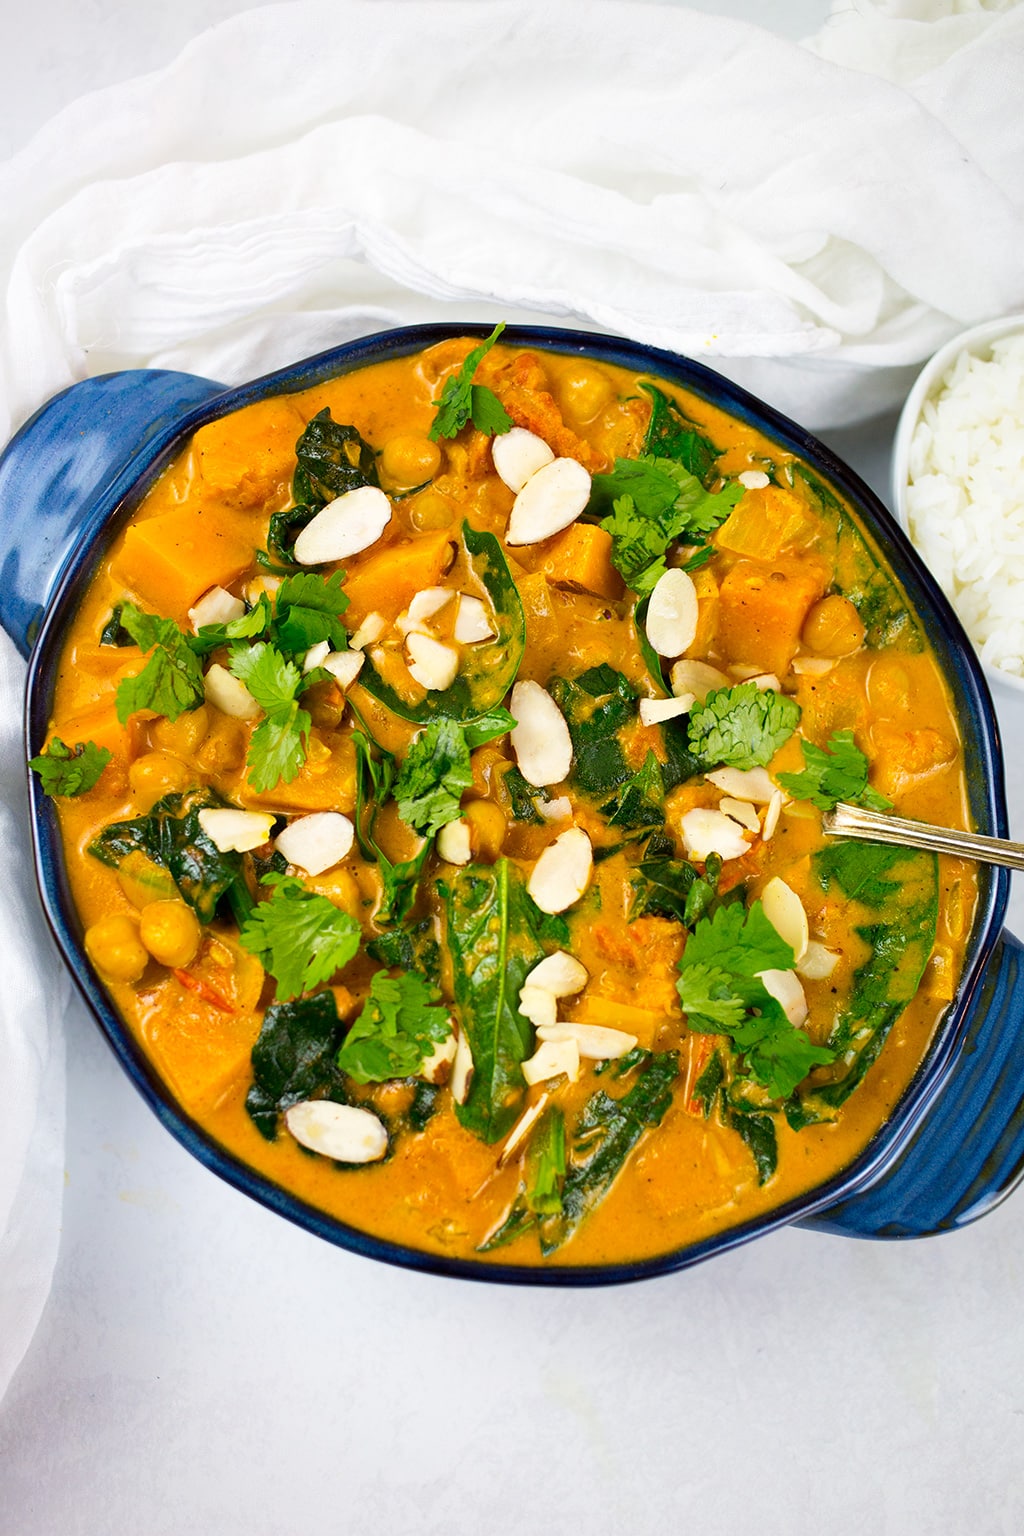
top-left (394, 711), bottom-right (515, 840)
top-left (336, 970), bottom-right (452, 1083)
top-left (239, 873), bottom-right (360, 1001)
top-left (592, 455), bottom-right (742, 595)
top-left (29, 737), bottom-right (111, 797)
top-left (429, 324), bottom-right (513, 441)
top-left (778, 729), bottom-right (891, 813)
top-left (677, 902), bottom-right (833, 1100)
top-left (688, 683), bottom-right (800, 771)
top-left (193, 572), bottom-right (349, 658)
top-left (229, 642), bottom-right (311, 793)
top-left (115, 604), bottom-right (205, 724)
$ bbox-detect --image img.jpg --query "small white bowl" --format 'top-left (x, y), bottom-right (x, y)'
top-left (891, 313), bottom-right (1024, 702)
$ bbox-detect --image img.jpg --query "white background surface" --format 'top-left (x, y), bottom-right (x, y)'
top-left (3, 3), bottom-right (1024, 1533)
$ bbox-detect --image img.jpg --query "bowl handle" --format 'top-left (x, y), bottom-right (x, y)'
top-left (0, 369), bottom-right (225, 657)
top-left (800, 929), bottom-right (1024, 1238)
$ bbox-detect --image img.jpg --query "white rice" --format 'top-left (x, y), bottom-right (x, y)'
top-left (905, 332), bottom-right (1024, 677)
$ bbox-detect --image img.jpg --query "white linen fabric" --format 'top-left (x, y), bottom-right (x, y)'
top-left (1, 0), bottom-right (1022, 1404)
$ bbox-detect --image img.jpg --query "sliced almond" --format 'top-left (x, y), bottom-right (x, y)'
top-left (727, 662), bottom-right (764, 681)
top-left (791, 655), bottom-right (837, 677)
top-left (527, 826), bottom-right (593, 914)
top-left (454, 594), bottom-right (495, 644)
top-left (760, 876), bottom-right (809, 962)
top-left (706, 766), bottom-right (777, 803)
top-left (719, 796), bottom-right (761, 833)
top-left (679, 807), bottom-right (751, 862)
top-left (397, 586), bottom-right (454, 636)
top-left (450, 1028), bottom-right (474, 1106)
top-left (750, 672), bottom-right (782, 692)
top-left (406, 632), bottom-right (459, 691)
top-left (293, 485), bottom-right (392, 565)
top-left (188, 585), bottom-right (245, 633)
top-left (537, 1021), bottom-right (638, 1060)
top-left (639, 693), bottom-right (695, 726)
top-left (738, 469), bottom-right (771, 490)
top-left (518, 985), bottom-right (558, 1030)
top-left (646, 568), bottom-right (699, 658)
top-left (437, 817), bottom-right (472, 865)
top-left (762, 788), bottom-right (785, 840)
top-left (497, 1095), bottom-right (549, 1166)
top-left (349, 611), bottom-right (387, 650)
top-left (198, 808), bottom-right (276, 853)
top-left (506, 457), bottom-right (591, 546)
top-left (275, 811), bottom-right (354, 876)
top-left (284, 1101), bottom-right (388, 1164)
top-left (670, 659), bottom-right (729, 702)
top-left (510, 680), bottom-right (572, 787)
top-left (522, 1037), bottom-right (581, 1087)
top-left (525, 950), bottom-right (589, 997)
top-left (419, 1028), bottom-right (458, 1085)
top-left (492, 427), bottom-right (555, 493)
top-left (538, 795), bottom-right (572, 823)
top-left (797, 941), bottom-right (840, 981)
top-left (323, 649), bottom-right (365, 691)
top-left (303, 640), bottom-right (331, 673)
top-left (204, 662), bottom-right (261, 720)
top-left (756, 968), bottom-right (809, 1028)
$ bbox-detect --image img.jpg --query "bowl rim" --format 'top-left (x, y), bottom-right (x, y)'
top-left (23, 320), bottom-right (1012, 1285)
top-left (890, 311), bottom-right (1024, 698)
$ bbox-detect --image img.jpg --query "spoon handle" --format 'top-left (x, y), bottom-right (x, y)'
top-left (823, 802), bottom-right (1024, 871)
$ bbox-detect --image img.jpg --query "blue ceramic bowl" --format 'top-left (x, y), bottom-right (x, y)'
top-left (3, 324), bottom-right (1023, 1286)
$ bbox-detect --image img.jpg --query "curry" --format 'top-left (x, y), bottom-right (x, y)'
top-left (32, 329), bottom-right (975, 1266)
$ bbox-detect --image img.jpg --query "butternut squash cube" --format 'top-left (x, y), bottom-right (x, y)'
top-left (193, 398), bottom-right (305, 508)
top-left (112, 510), bottom-right (254, 619)
top-left (342, 531), bottom-right (456, 625)
top-left (716, 558), bottom-right (829, 678)
top-left (536, 522), bottom-right (623, 600)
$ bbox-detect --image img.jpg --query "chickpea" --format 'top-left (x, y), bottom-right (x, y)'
top-left (409, 490), bottom-right (455, 532)
top-left (85, 914), bottom-right (149, 984)
top-left (195, 719), bottom-right (247, 775)
top-left (380, 434), bottom-right (442, 490)
top-left (464, 798), bottom-right (507, 863)
top-left (801, 595), bottom-right (866, 657)
top-left (139, 899), bottom-right (202, 969)
top-left (557, 366), bottom-right (615, 426)
top-left (150, 705), bottom-right (210, 757)
top-left (128, 751), bottom-right (193, 811)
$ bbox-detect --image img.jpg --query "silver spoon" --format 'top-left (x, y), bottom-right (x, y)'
top-left (823, 802), bottom-right (1024, 872)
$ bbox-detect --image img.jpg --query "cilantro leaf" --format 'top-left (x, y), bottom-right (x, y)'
top-left (394, 717), bottom-right (475, 838)
top-left (115, 604), bottom-right (205, 724)
top-left (778, 729), bottom-right (891, 813)
top-left (673, 961), bottom-right (748, 1033)
top-left (687, 683), bottom-right (800, 770)
top-left (592, 455), bottom-right (742, 594)
top-left (272, 571), bottom-right (349, 656)
top-left (229, 642), bottom-right (311, 792)
top-left (429, 324), bottom-right (512, 441)
top-left (29, 737), bottom-right (111, 797)
top-left (336, 970), bottom-right (452, 1084)
top-left (191, 596), bottom-right (272, 655)
top-left (682, 900), bottom-right (795, 978)
top-left (239, 874), bottom-right (360, 1001)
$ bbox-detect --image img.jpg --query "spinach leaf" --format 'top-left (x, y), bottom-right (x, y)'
top-left (260, 504), bottom-right (317, 571)
top-left (245, 992), bottom-right (347, 1140)
top-left (502, 763), bottom-right (548, 824)
top-left (292, 409), bottom-right (378, 509)
top-left (601, 749), bottom-right (664, 831)
top-left (631, 848), bottom-right (698, 922)
top-left (336, 971), bottom-right (452, 1084)
top-left (549, 664), bottom-right (637, 797)
top-left (641, 383), bottom-right (720, 485)
top-left (479, 1105), bottom-right (567, 1251)
top-left (444, 859), bottom-right (554, 1142)
top-left (725, 1105), bottom-right (778, 1184)
top-left (366, 917), bottom-right (441, 984)
top-left (89, 789), bottom-right (240, 924)
top-left (99, 605), bottom-right (133, 647)
top-left (357, 523), bottom-right (526, 723)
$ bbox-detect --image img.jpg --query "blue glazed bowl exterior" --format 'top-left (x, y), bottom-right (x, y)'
top-left (6, 324), bottom-right (1019, 1285)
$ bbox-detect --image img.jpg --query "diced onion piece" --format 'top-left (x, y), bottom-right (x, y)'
top-left (204, 662), bottom-right (260, 720)
top-left (522, 1038), bottom-right (581, 1087)
top-left (454, 594), bottom-right (495, 644)
top-left (639, 693), bottom-right (695, 725)
top-left (719, 796), bottom-right (760, 833)
top-left (517, 985), bottom-right (558, 1030)
top-left (188, 585), bottom-right (245, 633)
top-left (437, 817), bottom-right (472, 865)
top-left (760, 876), bottom-right (810, 962)
top-left (492, 427), bottom-right (555, 493)
top-left (304, 640), bottom-right (331, 672)
top-left (756, 968), bottom-right (809, 1028)
top-left (705, 766), bottom-right (778, 803)
top-left (798, 941), bottom-right (840, 981)
top-left (762, 788), bottom-right (785, 840)
top-left (419, 1029), bottom-right (458, 1085)
top-left (537, 1021), bottom-right (638, 1060)
top-left (275, 811), bottom-right (354, 876)
top-left (406, 632), bottom-right (459, 691)
top-left (645, 568), bottom-right (698, 658)
top-left (506, 457), bottom-right (591, 545)
top-left (670, 658), bottom-right (729, 702)
top-left (510, 680), bottom-right (572, 787)
top-left (450, 1029), bottom-right (474, 1106)
top-left (350, 612), bottom-right (387, 650)
top-left (679, 808), bottom-right (751, 862)
top-left (284, 1101), bottom-right (388, 1164)
top-left (525, 950), bottom-right (589, 997)
top-left (197, 808), bottom-right (276, 853)
top-left (323, 649), bottom-right (364, 690)
top-left (293, 485), bottom-right (392, 565)
top-left (527, 826), bottom-right (593, 914)
top-left (738, 469), bottom-right (771, 490)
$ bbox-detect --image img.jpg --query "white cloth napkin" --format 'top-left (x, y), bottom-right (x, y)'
top-left (1, 0), bottom-right (1022, 1404)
